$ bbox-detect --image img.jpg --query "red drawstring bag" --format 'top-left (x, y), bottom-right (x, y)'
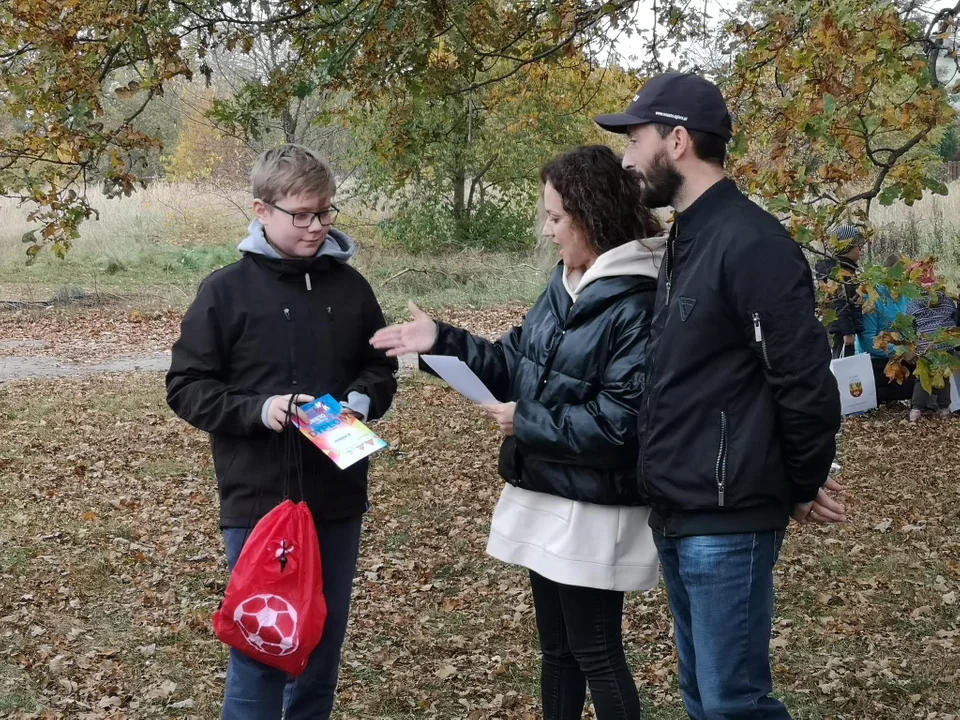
top-left (213, 498), bottom-right (327, 676)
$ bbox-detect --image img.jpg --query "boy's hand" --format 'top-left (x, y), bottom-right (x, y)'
top-left (369, 301), bottom-right (438, 357)
top-left (265, 394), bottom-right (315, 432)
top-left (482, 402), bottom-right (516, 436)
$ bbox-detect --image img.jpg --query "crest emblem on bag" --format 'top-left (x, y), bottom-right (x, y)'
top-left (270, 539), bottom-right (295, 572)
top-left (849, 379), bottom-right (863, 398)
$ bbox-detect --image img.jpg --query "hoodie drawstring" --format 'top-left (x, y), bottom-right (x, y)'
top-left (305, 273), bottom-right (312, 291)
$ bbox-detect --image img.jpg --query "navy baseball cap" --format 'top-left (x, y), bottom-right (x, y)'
top-left (594, 72), bottom-right (733, 141)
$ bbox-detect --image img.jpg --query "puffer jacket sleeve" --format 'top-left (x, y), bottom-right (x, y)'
top-left (511, 298), bottom-right (652, 469)
top-left (422, 323), bottom-right (522, 403)
top-left (859, 294), bottom-right (893, 358)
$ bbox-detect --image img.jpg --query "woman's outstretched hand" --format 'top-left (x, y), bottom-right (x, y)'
top-left (370, 301), bottom-right (439, 357)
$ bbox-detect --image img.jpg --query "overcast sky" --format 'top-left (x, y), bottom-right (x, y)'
top-left (610, 0), bottom-right (960, 70)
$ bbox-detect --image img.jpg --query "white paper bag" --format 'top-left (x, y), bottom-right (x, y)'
top-left (830, 352), bottom-right (877, 416)
top-left (949, 372), bottom-right (960, 413)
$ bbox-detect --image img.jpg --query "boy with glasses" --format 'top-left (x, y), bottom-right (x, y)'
top-left (167, 144), bottom-right (397, 719)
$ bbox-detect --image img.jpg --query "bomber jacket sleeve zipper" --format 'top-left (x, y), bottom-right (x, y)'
top-left (752, 312), bottom-right (771, 370)
top-left (716, 411), bottom-right (728, 506)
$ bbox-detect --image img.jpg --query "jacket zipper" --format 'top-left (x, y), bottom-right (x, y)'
top-left (640, 221), bottom-right (678, 496)
top-left (716, 411), bottom-right (728, 506)
top-left (534, 311), bottom-right (573, 401)
top-left (283, 307), bottom-right (299, 386)
top-left (664, 221), bottom-right (676, 306)
top-left (753, 312), bottom-right (771, 370)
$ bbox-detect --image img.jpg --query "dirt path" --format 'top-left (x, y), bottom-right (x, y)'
top-left (0, 354), bottom-right (169, 382)
top-left (0, 302), bottom-right (522, 383)
top-left (0, 343), bottom-right (172, 382)
top-left (0, 339), bottom-right (418, 382)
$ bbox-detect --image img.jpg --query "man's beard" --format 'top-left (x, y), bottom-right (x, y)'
top-left (635, 150), bottom-right (683, 209)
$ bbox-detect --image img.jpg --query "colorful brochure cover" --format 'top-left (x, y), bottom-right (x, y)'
top-left (291, 394), bottom-right (387, 469)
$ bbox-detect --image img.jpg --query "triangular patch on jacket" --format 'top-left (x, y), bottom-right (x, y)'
top-left (678, 296), bottom-right (697, 322)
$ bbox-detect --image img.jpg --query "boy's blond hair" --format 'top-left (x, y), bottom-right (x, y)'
top-left (251, 144), bottom-right (336, 204)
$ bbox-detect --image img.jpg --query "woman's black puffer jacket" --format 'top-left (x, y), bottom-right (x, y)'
top-left (427, 263), bottom-right (657, 505)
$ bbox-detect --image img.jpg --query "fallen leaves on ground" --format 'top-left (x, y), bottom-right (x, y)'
top-left (431, 305), bottom-right (529, 341)
top-left (0, 307), bottom-right (957, 719)
top-left (0, 306), bottom-right (180, 363)
top-left (0, 301), bottom-right (527, 369)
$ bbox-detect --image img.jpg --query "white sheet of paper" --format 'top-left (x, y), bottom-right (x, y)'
top-left (421, 355), bottom-right (497, 405)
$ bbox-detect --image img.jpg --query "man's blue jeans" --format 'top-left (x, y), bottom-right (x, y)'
top-left (654, 531), bottom-right (790, 720)
top-left (220, 515), bottom-right (363, 720)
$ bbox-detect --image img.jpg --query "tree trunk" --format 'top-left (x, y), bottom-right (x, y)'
top-left (281, 107), bottom-right (297, 144)
top-left (452, 169), bottom-right (466, 221)
top-left (467, 154), bottom-right (498, 217)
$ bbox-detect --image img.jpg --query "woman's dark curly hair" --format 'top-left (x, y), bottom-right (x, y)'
top-left (540, 145), bottom-right (662, 254)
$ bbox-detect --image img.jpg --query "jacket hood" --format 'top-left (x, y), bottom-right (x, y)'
top-left (564, 233), bottom-right (667, 301)
top-left (238, 218), bottom-right (356, 264)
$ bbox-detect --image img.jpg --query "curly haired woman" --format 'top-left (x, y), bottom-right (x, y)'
top-left (373, 145), bottom-right (664, 719)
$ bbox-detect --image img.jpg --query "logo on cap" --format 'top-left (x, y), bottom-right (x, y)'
top-left (655, 111), bottom-right (689, 122)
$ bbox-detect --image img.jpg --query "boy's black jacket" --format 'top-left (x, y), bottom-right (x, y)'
top-left (167, 251), bottom-right (397, 527)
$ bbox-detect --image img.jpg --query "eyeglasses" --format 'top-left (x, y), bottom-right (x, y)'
top-left (267, 202), bottom-right (339, 228)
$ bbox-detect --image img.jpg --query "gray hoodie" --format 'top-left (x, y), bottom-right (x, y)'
top-left (238, 218), bottom-right (371, 423)
top-left (238, 218), bottom-right (357, 263)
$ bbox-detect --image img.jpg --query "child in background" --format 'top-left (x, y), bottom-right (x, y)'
top-left (906, 268), bottom-right (957, 422)
top-left (856, 253), bottom-right (915, 404)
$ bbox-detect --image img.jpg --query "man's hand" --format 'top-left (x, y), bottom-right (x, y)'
top-left (265, 394), bottom-right (315, 432)
top-left (823, 477), bottom-right (843, 494)
top-left (482, 402), bottom-right (516, 436)
top-left (791, 500), bottom-right (815, 524)
top-left (843, 334), bottom-right (856, 346)
top-left (792, 478), bottom-right (847, 524)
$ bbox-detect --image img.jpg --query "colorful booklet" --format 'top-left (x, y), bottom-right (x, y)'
top-left (291, 394), bottom-right (388, 469)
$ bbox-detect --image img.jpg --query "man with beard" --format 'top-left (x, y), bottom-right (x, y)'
top-left (595, 72), bottom-right (845, 718)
